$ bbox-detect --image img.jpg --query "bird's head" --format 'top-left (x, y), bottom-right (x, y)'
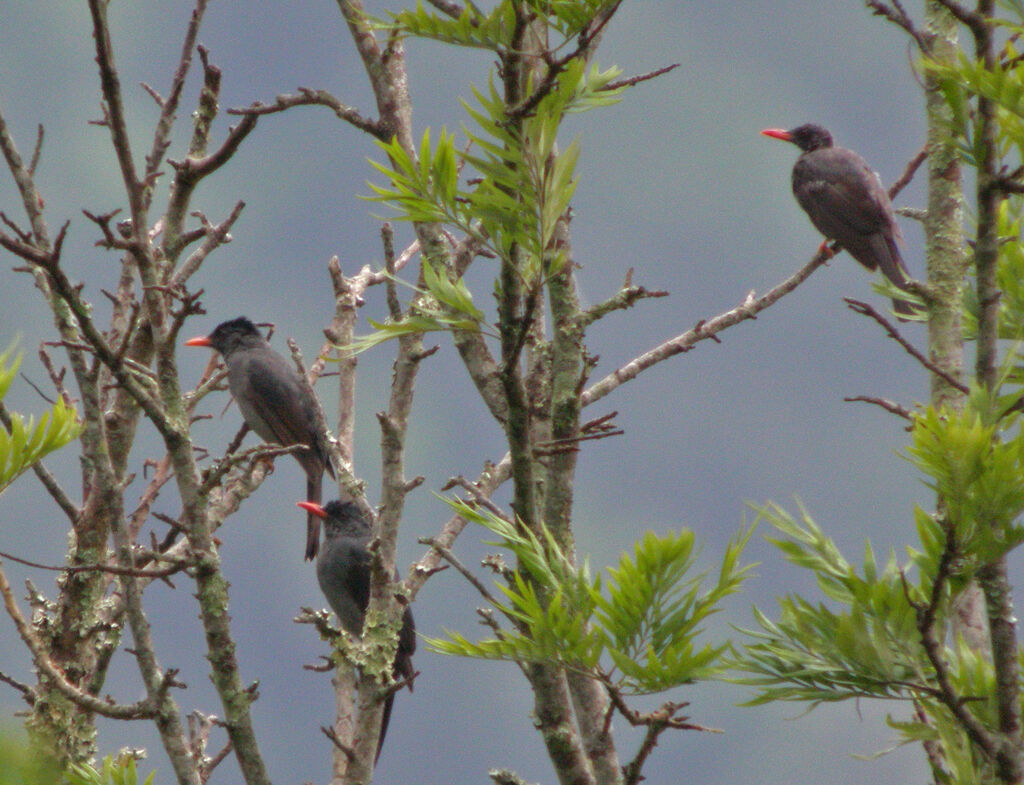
top-left (761, 124), bottom-right (833, 152)
top-left (184, 316), bottom-right (263, 357)
top-left (298, 500), bottom-right (372, 539)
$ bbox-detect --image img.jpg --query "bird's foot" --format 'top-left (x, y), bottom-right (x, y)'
top-left (817, 241), bottom-right (836, 260)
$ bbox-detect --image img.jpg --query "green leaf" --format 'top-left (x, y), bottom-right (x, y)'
top-left (430, 496), bottom-right (753, 694)
top-left (734, 502), bottom-right (935, 706)
top-left (0, 342), bottom-right (83, 495)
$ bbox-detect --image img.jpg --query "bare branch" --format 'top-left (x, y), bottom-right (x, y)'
top-left (168, 114), bottom-right (258, 184)
top-left (421, 537), bottom-right (505, 608)
top-left (865, 1), bottom-right (928, 51)
top-left (583, 248), bottom-right (833, 408)
top-left (843, 395), bottom-right (914, 421)
top-left (888, 144), bottom-right (929, 200)
top-left (424, 0), bottom-right (465, 18)
top-left (0, 669), bottom-right (33, 703)
top-left (227, 88), bottom-right (384, 139)
top-left (604, 63), bottom-right (681, 91)
top-left (0, 549), bottom-right (187, 580)
top-left (0, 106), bottom-right (49, 241)
top-left (0, 560), bottom-right (159, 720)
top-left (144, 0), bottom-right (211, 189)
top-left (27, 124), bottom-right (44, 177)
top-left (579, 271), bottom-right (668, 329)
top-left (844, 299), bottom-right (968, 394)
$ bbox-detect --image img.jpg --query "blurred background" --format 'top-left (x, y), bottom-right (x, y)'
top-left (0, 2), bottom-right (946, 783)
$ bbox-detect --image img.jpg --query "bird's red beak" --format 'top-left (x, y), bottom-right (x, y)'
top-left (760, 128), bottom-right (793, 142)
top-left (297, 501), bottom-right (328, 519)
top-left (184, 336), bottom-right (213, 347)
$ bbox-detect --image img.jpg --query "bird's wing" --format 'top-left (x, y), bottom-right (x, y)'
top-left (794, 150), bottom-right (912, 283)
top-left (396, 605), bottom-right (416, 687)
top-left (230, 349), bottom-right (328, 475)
top-left (344, 546), bottom-right (373, 613)
top-left (316, 539), bottom-right (373, 635)
top-left (793, 150), bottom-right (893, 241)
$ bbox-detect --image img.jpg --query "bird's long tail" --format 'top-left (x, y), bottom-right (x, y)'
top-left (375, 649), bottom-right (414, 762)
top-left (376, 692), bottom-right (394, 764)
top-left (857, 233), bottom-right (916, 320)
top-left (877, 239), bottom-right (917, 320)
top-left (305, 473), bottom-right (322, 561)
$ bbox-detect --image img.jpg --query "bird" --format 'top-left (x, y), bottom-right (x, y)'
top-left (185, 317), bottom-right (335, 560)
top-left (297, 499), bottom-right (416, 763)
top-left (761, 123), bottom-right (916, 318)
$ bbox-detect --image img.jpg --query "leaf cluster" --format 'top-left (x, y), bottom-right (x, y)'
top-left (429, 498), bottom-right (754, 695)
top-left (346, 263), bottom-right (492, 353)
top-left (64, 754), bottom-right (156, 785)
top-left (926, 48), bottom-right (1024, 167)
top-left (384, 1), bottom-right (621, 52)
top-left (735, 396), bottom-right (1024, 762)
top-left (0, 727), bottom-right (63, 785)
top-left (0, 344), bottom-right (82, 495)
top-left (736, 502), bottom-right (930, 706)
top-left (907, 404), bottom-right (1024, 568)
top-left (366, 57), bottom-right (620, 268)
top-left (359, 0), bottom-right (625, 350)
top-left (922, 10), bottom-right (1024, 347)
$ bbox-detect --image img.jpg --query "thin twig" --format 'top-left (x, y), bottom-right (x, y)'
top-left (888, 144), bottom-right (929, 200)
top-left (865, 1), bottom-right (928, 51)
top-left (604, 63), bottom-right (680, 91)
top-left (843, 395), bottom-right (914, 420)
top-left (420, 537), bottom-right (505, 608)
top-left (844, 298), bottom-right (968, 393)
top-left (0, 550), bottom-right (186, 579)
top-left (227, 89), bottom-right (384, 139)
top-left (582, 247), bottom-right (832, 407)
top-left (0, 560), bottom-right (158, 719)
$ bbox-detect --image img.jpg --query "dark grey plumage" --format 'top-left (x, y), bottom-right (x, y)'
top-left (763, 124), bottom-right (915, 318)
top-left (312, 500), bottom-right (416, 763)
top-left (187, 317), bottom-right (334, 559)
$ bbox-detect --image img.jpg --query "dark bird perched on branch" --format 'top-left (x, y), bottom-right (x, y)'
top-left (298, 499), bottom-right (416, 763)
top-left (186, 317), bottom-right (334, 559)
top-left (761, 124), bottom-right (915, 318)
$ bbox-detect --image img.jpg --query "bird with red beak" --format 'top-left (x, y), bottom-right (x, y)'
top-left (297, 499), bottom-right (416, 763)
top-left (762, 123), bottom-right (915, 318)
top-left (186, 317), bottom-right (334, 560)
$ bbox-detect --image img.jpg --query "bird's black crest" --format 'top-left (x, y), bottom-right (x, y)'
top-left (787, 124), bottom-right (833, 152)
top-left (205, 316), bottom-right (263, 354)
top-left (322, 500), bottom-right (372, 538)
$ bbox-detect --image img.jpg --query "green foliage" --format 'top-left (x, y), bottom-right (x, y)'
top-left (64, 754), bottom-right (155, 785)
top-left (735, 502), bottom-right (929, 706)
top-left (736, 397), bottom-right (1024, 707)
top-left (346, 263), bottom-right (493, 354)
top-left (429, 497), bottom-right (754, 694)
top-left (0, 728), bottom-right (154, 785)
top-left (906, 404), bottom-right (1024, 567)
top-left (0, 343), bottom-right (82, 494)
top-left (735, 394), bottom-right (1024, 764)
top-left (0, 726), bottom-right (62, 785)
top-left (385, 2), bottom-right (518, 51)
top-left (356, 0), bottom-right (626, 351)
top-left (887, 698), bottom-right (995, 785)
top-left (922, 8), bottom-right (1024, 352)
top-left (366, 58), bottom-right (620, 273)
top-left (987, 200), bottom-right (1024, 341)
top-left (385, 0), bottom-right (622, 50)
